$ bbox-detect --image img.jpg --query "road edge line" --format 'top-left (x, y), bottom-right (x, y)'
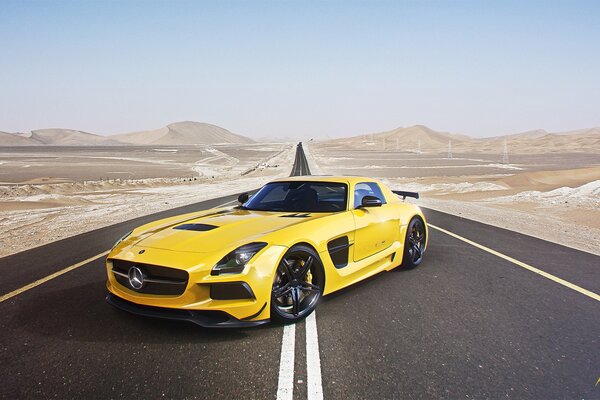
top-left (0, 199), bottom-right (239, 303)
top-left (0, 250), bottom-right (110, 303)
top-left (429, 223), bottom-right (600, 302)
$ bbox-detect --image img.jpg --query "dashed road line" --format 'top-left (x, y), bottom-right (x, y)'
top-left (276, 323), bottom-right (296, 400)
top-left (306, 312), bottom-right (324, 400)
top-left (429, 223), bottom-right (600, 302)
top-left (276, 312), bottom-right (324, 400)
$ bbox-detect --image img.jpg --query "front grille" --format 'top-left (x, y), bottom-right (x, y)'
top-left (110, 259), bottom-right (189, 296)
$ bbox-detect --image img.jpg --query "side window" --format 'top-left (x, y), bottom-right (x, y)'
top-left (354, 182), bottom-right (387, 208)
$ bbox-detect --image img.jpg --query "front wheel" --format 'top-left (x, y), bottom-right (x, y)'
top-left (402, 217), bottom-right (426, 269)
top-left (270, 245), bottom-right (325, 323)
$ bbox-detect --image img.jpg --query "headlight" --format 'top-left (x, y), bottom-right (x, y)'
top-left (112, 231), bottom-right (132, 250)
top-left (211, 242), bottom-right (267, 275)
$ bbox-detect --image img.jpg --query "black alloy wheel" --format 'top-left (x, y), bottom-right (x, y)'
top-left (402, 217), bottom-right (426, 269)
top-left (270, 245), bottom-right (325, 323)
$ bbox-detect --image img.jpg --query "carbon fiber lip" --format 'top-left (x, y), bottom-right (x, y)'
top-left (106, 293), bottom-right (269, 328)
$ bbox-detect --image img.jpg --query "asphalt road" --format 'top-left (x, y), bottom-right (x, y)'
top-left (290, 142), bottom-right (311, 176)
top-left (1, 144), bottom-right (599, 399)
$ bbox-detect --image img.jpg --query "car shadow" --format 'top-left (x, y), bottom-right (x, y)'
top-left (15, 280), bottom-right (279, 344)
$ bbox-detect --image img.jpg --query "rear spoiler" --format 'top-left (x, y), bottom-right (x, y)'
top-left (392, 190), bottom-right (419, 200)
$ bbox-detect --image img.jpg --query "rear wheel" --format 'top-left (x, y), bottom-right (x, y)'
top-left (402, 217), bottom-right (426, 269)
top-left (270, 245), bottom-right (325, 323)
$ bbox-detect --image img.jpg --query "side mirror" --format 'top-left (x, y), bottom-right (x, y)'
top-left (359, 195), bottom-right (383, 208)
top-left (238, 192), bottom-right (250, 204)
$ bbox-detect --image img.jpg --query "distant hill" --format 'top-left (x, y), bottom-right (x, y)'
top-left (2, 122), bottom-right (598, 151)
top-left (0, 131), bottom-right (42, 146)
top-left (110, 121), bottom-right (253, 145)
top-left (0, 121), bottom-right (254, 146)
top-left (317, 125), bottom-right (600, 154)
top-left (560, 127), bottom-right (600, 136)
top-left (498, 129), bottom-right (550, 139)
top-left (319, 125), bottom-right (470, 152)
top-left (471, 131), bottom-right (600, 154)
top-left (30, 129), bottom-right (124, 146)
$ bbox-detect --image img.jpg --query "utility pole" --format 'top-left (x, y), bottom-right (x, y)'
top-left (447, 140), bottom-right (453, 159)
top-left (396, 137), bottom-right (399, 151)
top-left (502, 139), bottom-right (509, 164)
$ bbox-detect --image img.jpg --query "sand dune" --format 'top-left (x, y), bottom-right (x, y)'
top-left (500, 127), bottom-right (600, 139)
top-left (469, 132), bottom-right (600, 154)
top-left (321, 125), bottom-right (469, 151)
top-left (110, 121), bottom-right (253, 145)
top-left (0, 121), bottom-right (253, 147)
top-left (0, 131), bottom-right (41, 146)
top-left (30, 129), bottom-right (124, 146)
top-left (501, 129), bottom-right (551, 139)
top-left (3, 122), bottom-right (597, 150)
top-left (318, 125), bottom-right (600, 154)
top-left (489, 180), bottom-right (600, 209)
top-left (498, 167), bottom-right (600, 191)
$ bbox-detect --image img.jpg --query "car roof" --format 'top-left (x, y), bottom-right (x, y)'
top-left (271, 175), bottom-right (378, 185)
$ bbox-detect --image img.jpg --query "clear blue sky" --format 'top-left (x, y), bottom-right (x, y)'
top-left (1, 0), bottom-right (599, 138)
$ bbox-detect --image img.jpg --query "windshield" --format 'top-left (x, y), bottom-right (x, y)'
top-left (243, 181), bottom-right (348, 212)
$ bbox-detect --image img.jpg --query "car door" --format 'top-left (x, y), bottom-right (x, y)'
top-left (351, 182), bottom-right (398, 262)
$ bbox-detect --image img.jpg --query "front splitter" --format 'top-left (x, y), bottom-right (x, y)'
top-left (106, 293), bottom-right (269, 328)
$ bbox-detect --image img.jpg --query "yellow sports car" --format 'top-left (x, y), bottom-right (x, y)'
top-left (105, 176), bottom-right (428, 327)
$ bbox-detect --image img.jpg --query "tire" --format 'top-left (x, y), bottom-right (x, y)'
top-left (402, 217), bottom-right (426, 269)
top-left (270, 245), bottom-right (325, 323)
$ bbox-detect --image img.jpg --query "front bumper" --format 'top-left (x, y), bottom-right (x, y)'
top-left (105, 244), bottom-right (288, 325)
top-left (106, 293), bottom-right (268, 328)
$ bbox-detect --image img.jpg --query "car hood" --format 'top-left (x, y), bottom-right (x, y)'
top-left (133, 208), bottom-right (330, 253)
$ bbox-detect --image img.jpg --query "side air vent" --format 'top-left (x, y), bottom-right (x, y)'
top-left (208, 282), bottom-right (255, 300)
top-left (327, 236), bottom-right (350, 269)
top-left (174, 223), bottom-right (218, 231)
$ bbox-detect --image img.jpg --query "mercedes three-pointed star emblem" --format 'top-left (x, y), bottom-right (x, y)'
top-left (128, 266), bottom-right (145, 290)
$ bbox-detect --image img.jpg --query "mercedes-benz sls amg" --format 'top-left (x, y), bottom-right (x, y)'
top-left (105, 176), bottom-right (428, 327)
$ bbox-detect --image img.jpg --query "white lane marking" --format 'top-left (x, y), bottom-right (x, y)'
top-left (429, 224), bottom-right (600, 302)
top-left (217, 200), bottom-right (238, 207)
top-left (0, 198), bottom-right (240, 302)
top-left (306, 312), bottom-right (324, 400)
top-left (0, 250), bottom-right (110, 303)
top-left (276, 323), bottom-right (296, 400)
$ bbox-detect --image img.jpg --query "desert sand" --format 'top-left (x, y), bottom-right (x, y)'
top-left (1, 122), bottom-right (599, 258)
top-left (307, 128), bottom-right (600, 256)
top-left (0, 143), bottom-right (295, 257)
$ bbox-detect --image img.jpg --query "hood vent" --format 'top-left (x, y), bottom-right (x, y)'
top-left (173, 223), bottom-right (218, 232)
top-left (279, 213), bottom-right (311, 218)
